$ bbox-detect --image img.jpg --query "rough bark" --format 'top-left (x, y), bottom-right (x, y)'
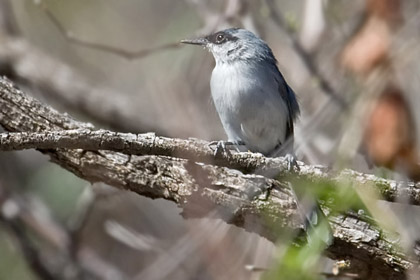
top-left (2, 129), bottom-right (420, 206)
top-left (0, 78), bottom-right (418, 279)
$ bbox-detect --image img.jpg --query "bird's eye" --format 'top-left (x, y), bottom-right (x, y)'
top-left (216, 34), bottom-right (225, 43)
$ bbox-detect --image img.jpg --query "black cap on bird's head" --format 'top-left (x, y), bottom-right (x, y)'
top-left (181, 28), bottom-right (239, 46)
top-left (181, 28), bottom-right (276, 64)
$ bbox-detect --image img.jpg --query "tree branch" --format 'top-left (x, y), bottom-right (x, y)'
top-left (1, 129), bottom-right (420, 207)
top-left (0, 77), bottom-right (418, 279)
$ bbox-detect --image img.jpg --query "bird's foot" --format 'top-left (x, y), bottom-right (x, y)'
top-left (285, 153), bottom-right (300, 172)
top-left (208, 140), bottom-right (232, 158)
top-left (208, 140), bottom-right (244, 158)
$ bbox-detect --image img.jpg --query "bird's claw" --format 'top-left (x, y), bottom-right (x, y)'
top-left (208, 140), bottom-right (233, 158)
top-left (285, 153), bottom-right (300, 172)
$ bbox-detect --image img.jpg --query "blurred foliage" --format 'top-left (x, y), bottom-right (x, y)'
top-left (25, 164), bottom-right (87, 222)
top-left (0, 228), bottom-right (37, 280)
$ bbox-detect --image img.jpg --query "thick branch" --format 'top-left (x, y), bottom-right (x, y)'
top-left (1, 130), bottom-right (420, 206)
top-left (0, 77), bottom-right (418, 279)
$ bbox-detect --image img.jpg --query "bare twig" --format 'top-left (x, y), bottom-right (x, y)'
top-left (36, 0), bottom-right (181, 60)
top-left (0, 0), bottom-right (19, 36)
top-left (0, 1), bottom-right (179, 134)
top-left (185, 0), bottom-right (258, 35)
top-left (0, 216), bottom-right (57, 280)
top-left (0, 184), bottom-right (94, 280)
top-left (265, 0), bottom-right (348, 109)
top-left (0, 36), bottom-right (166, 133)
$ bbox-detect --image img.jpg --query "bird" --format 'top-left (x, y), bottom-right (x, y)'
top-left (181, 29), bottom-right (331, 241)
top-left (181, 28), bottom-right (300, 167)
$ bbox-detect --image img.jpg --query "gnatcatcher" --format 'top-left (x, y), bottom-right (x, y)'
top-left (181, 28), bottom-right (300, 167)
top-left (182, 29), bottom-right (332, 241)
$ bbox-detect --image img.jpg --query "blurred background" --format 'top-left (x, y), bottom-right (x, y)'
top-left (1, 0), bottom-right (420, 279)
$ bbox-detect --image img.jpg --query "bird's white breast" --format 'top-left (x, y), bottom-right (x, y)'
top-left (210, 61), bottom-right (289, 155)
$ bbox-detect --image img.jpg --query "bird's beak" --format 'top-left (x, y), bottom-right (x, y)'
top-left (180, 37), bottom-right (208, 46)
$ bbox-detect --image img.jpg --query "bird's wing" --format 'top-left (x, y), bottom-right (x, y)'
top-left (239, 88), bottom-right (289, 155)
top-left (273, 71), bottom-right (300, 155)
top-left (284, 84), bottom-right (297, 140)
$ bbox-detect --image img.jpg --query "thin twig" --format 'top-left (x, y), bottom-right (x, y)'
top-left (0, 217), bottom-right (57, 280)
top-left (36, 0), bottom-right (181, 59)
top-left (0, 184), bottom-right (93, 280)
top-left (265, 0), bottom-right (348, 109)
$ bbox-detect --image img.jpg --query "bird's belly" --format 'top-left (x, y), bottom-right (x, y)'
top-left (210, 67), bottom-right (288, 155)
